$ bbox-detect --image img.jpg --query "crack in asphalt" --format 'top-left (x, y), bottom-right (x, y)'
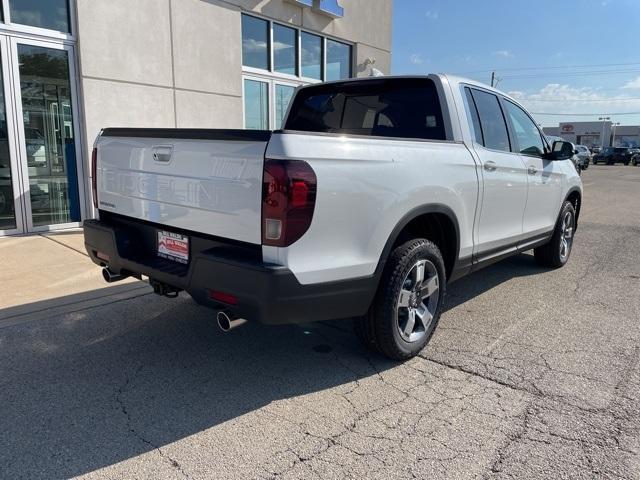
top-left (115, 364), bottom-right (191, 479)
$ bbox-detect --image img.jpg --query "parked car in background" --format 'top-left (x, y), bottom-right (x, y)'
top-left (591, 146), bottom-right (602, 154)
top-left (593, 147), bottom-right (633, 165)
top-left (575, 145), bottom-right (591, 170)
top-left (630, 148), bottom-right (640, 166)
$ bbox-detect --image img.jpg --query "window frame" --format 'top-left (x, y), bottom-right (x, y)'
top-left (272, 22), bottom-right (298, 77)
top-left (242, 75), bottom-right (271, 130)
top-left (326, 38), bottom-right (352, 81)
top-left (241, 13), bottom-right (353, 84)
top-left (0, 0), bottom-right (76, 41)
top-left (464, 86), bottom-right (514, 155)
top-left (243, 72), bottom-right (301, 130)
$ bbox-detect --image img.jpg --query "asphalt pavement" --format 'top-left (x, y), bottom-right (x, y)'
top-left (0, 165), bottom-right (638, 479)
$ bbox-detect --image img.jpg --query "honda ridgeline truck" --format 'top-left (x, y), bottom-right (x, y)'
top-left (84, 75), bottom-right (582, 360)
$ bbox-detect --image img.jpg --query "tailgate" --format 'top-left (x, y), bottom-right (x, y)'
top-left (96, 129), bottom-right (270, 244)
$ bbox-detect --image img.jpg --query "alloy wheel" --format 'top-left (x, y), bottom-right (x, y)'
top-left (559, 210), bottom-right (574, 261)
top-left (396, 259), bottom-right (440, 343)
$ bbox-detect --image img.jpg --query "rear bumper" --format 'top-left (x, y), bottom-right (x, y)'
top-left (83, 216), bottom-right (376, 325)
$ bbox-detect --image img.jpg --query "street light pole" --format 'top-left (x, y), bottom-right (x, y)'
top-left (612, 122), bottom-right (621, 147)
top-left (599, 116), bottom-right (610, 148)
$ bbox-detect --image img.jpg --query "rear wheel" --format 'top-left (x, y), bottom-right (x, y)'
top-left (534, 201), bottom-right (576, 268)
top-left (355, 239), bottom-right (446, 360)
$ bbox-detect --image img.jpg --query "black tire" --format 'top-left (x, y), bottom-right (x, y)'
top-left (355, 239), bottom-right (446, 360)
top-left (534, 201), bottom-right (576, 268)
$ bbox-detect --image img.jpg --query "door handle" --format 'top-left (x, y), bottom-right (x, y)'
top-left (152, 145), bottom-right (173, 163)
top-left (527, 165), bottom-right (537, 175)
top-left (484, 161), bottom-right (497, 172)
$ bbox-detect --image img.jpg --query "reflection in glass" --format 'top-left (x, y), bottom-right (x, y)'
top-left (301, 32), bottom-right (322, 80)
top-left (241, 14), bottom-right (269, 70)
top-left (244, 79), bottom-right (269, 130)
top-left (326, 40), bottom-right (351, 81)
top-left (19, 45), bottom-right (80, 227)
top-left (0, 56), bottom-right (16, 230)
top-left (273, 24), bottom-right (297, 76)
top-left (9, 0), bottom-right (70, 33)
top-left (275, 85), bottom-right (295, 129)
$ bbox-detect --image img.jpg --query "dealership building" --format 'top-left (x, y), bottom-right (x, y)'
top-left (0, 0), bottom-right (392, 236)
top-left (543, 121), bottom-right (640, 149)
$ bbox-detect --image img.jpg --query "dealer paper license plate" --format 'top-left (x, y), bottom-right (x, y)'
top-left (157, 231), bottom-right (189, 264)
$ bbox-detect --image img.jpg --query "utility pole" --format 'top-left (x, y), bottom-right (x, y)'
top-left (599, 116), bottom-right (610, 148)
top-left (612, 122), bottom-right (620, 147)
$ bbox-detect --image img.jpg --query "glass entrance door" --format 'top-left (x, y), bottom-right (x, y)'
top-left (0, 36), bottom-right (83, 235)
top-left (13, 39), bottom-right (82, 230)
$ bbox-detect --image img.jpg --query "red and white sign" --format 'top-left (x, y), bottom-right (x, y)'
top-left (158, 231), bottom-right (189, 264)
top-left (561, 124), bottom-right (574, 133)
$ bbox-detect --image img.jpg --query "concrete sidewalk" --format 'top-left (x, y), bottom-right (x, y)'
top-left (0, 230), bottom-right (149, 323)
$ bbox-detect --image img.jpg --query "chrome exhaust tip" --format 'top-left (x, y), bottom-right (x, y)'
top-left (102, 267), bottom-right (129, 283)
top-left (217, 311), bottom-right (247, 332)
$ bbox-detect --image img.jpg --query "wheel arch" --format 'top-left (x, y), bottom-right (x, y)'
top-left (374, 204), bottom-right (461, 283)
top-left (564, 187), bottom-right (582, 229)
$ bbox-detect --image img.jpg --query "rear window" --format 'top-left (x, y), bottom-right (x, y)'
top-left (614, 148), bottom-right (628, 153)
top-left (284, 78), bottom-right (446, 141)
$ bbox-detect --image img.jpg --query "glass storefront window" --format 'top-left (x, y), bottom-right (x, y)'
top-left (275, 84), bottom-right (295, 129)
top-left (301, 32), bottom-right (322, 80)
top-left (18, 45), bottom-right (80, 227)
top-left (244, 79), bottom-right (269, 130)
top-left (326, 39), bottom-right (351, 81)
top-left (242, 14), bottom-right (269, 71)
top-left (9, 0), bottom-right (71, 33)
top-left (273, 24), bottom-right (297, 76)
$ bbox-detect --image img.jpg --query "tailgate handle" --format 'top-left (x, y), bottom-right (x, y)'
top-left (152, 145), bottom-right (173, 163)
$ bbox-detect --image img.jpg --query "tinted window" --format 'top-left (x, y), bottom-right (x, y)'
top-left (285, 78), bottom-right (446, 140)
top-left (242, 15), bottom-right (269, 70)
top-left (244, 79), bottom-right (269, 130)
top-left (464, 87), bottom-right (483, 144)
top-left (504, 101), bottom-right (545, 156)
top-left (301, 32), bottom-right (322, 80)
top-left (273, 24), bottom-right (297, 75)
top-left (326, 40), bottom-right (351, 81)
top-left (470, 89), bottom-right (511, 152)
top-left (9, 0), bottom-right (70, 32)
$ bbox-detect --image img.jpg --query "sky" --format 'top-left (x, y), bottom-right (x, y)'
top-left (391, 0), bottom-right (640, 127)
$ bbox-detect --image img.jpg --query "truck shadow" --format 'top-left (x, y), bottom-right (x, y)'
top-left (0, 253), bottom-right (545, 479)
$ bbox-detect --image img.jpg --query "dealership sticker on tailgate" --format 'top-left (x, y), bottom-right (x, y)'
top-left (157, 231), bottom-right (189, 264)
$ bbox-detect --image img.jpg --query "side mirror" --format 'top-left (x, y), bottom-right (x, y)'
top-left (547, 140), bottom-right (574, 160)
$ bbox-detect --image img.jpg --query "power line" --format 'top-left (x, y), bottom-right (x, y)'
top-left (530, 111), bottom-right (640, 116)
top-left (502, 69), bottom-right (640, 80)
top-left (517, 97), bottom-right (640, 103)
top-left (456, 62), bottom-right (640, 75)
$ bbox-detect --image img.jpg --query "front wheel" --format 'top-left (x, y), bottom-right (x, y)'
top-left (534, 201), bottom-right (576, 268)
top-left (355, 239), bottom-right (446, 360)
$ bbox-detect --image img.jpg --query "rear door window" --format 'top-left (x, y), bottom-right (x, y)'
top-left (468, 88), bottom-right (511, 152)
top-left (285, 78), bottom-right (446, 140)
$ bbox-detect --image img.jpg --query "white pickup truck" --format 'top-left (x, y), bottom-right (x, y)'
top-left (84, 75), bottom-right (582, 360)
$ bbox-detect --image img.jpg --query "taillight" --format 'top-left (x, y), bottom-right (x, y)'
top-left (91, 147), bottom-right (98, 209)
top-left (262, 159), bottom-right (317, 247)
